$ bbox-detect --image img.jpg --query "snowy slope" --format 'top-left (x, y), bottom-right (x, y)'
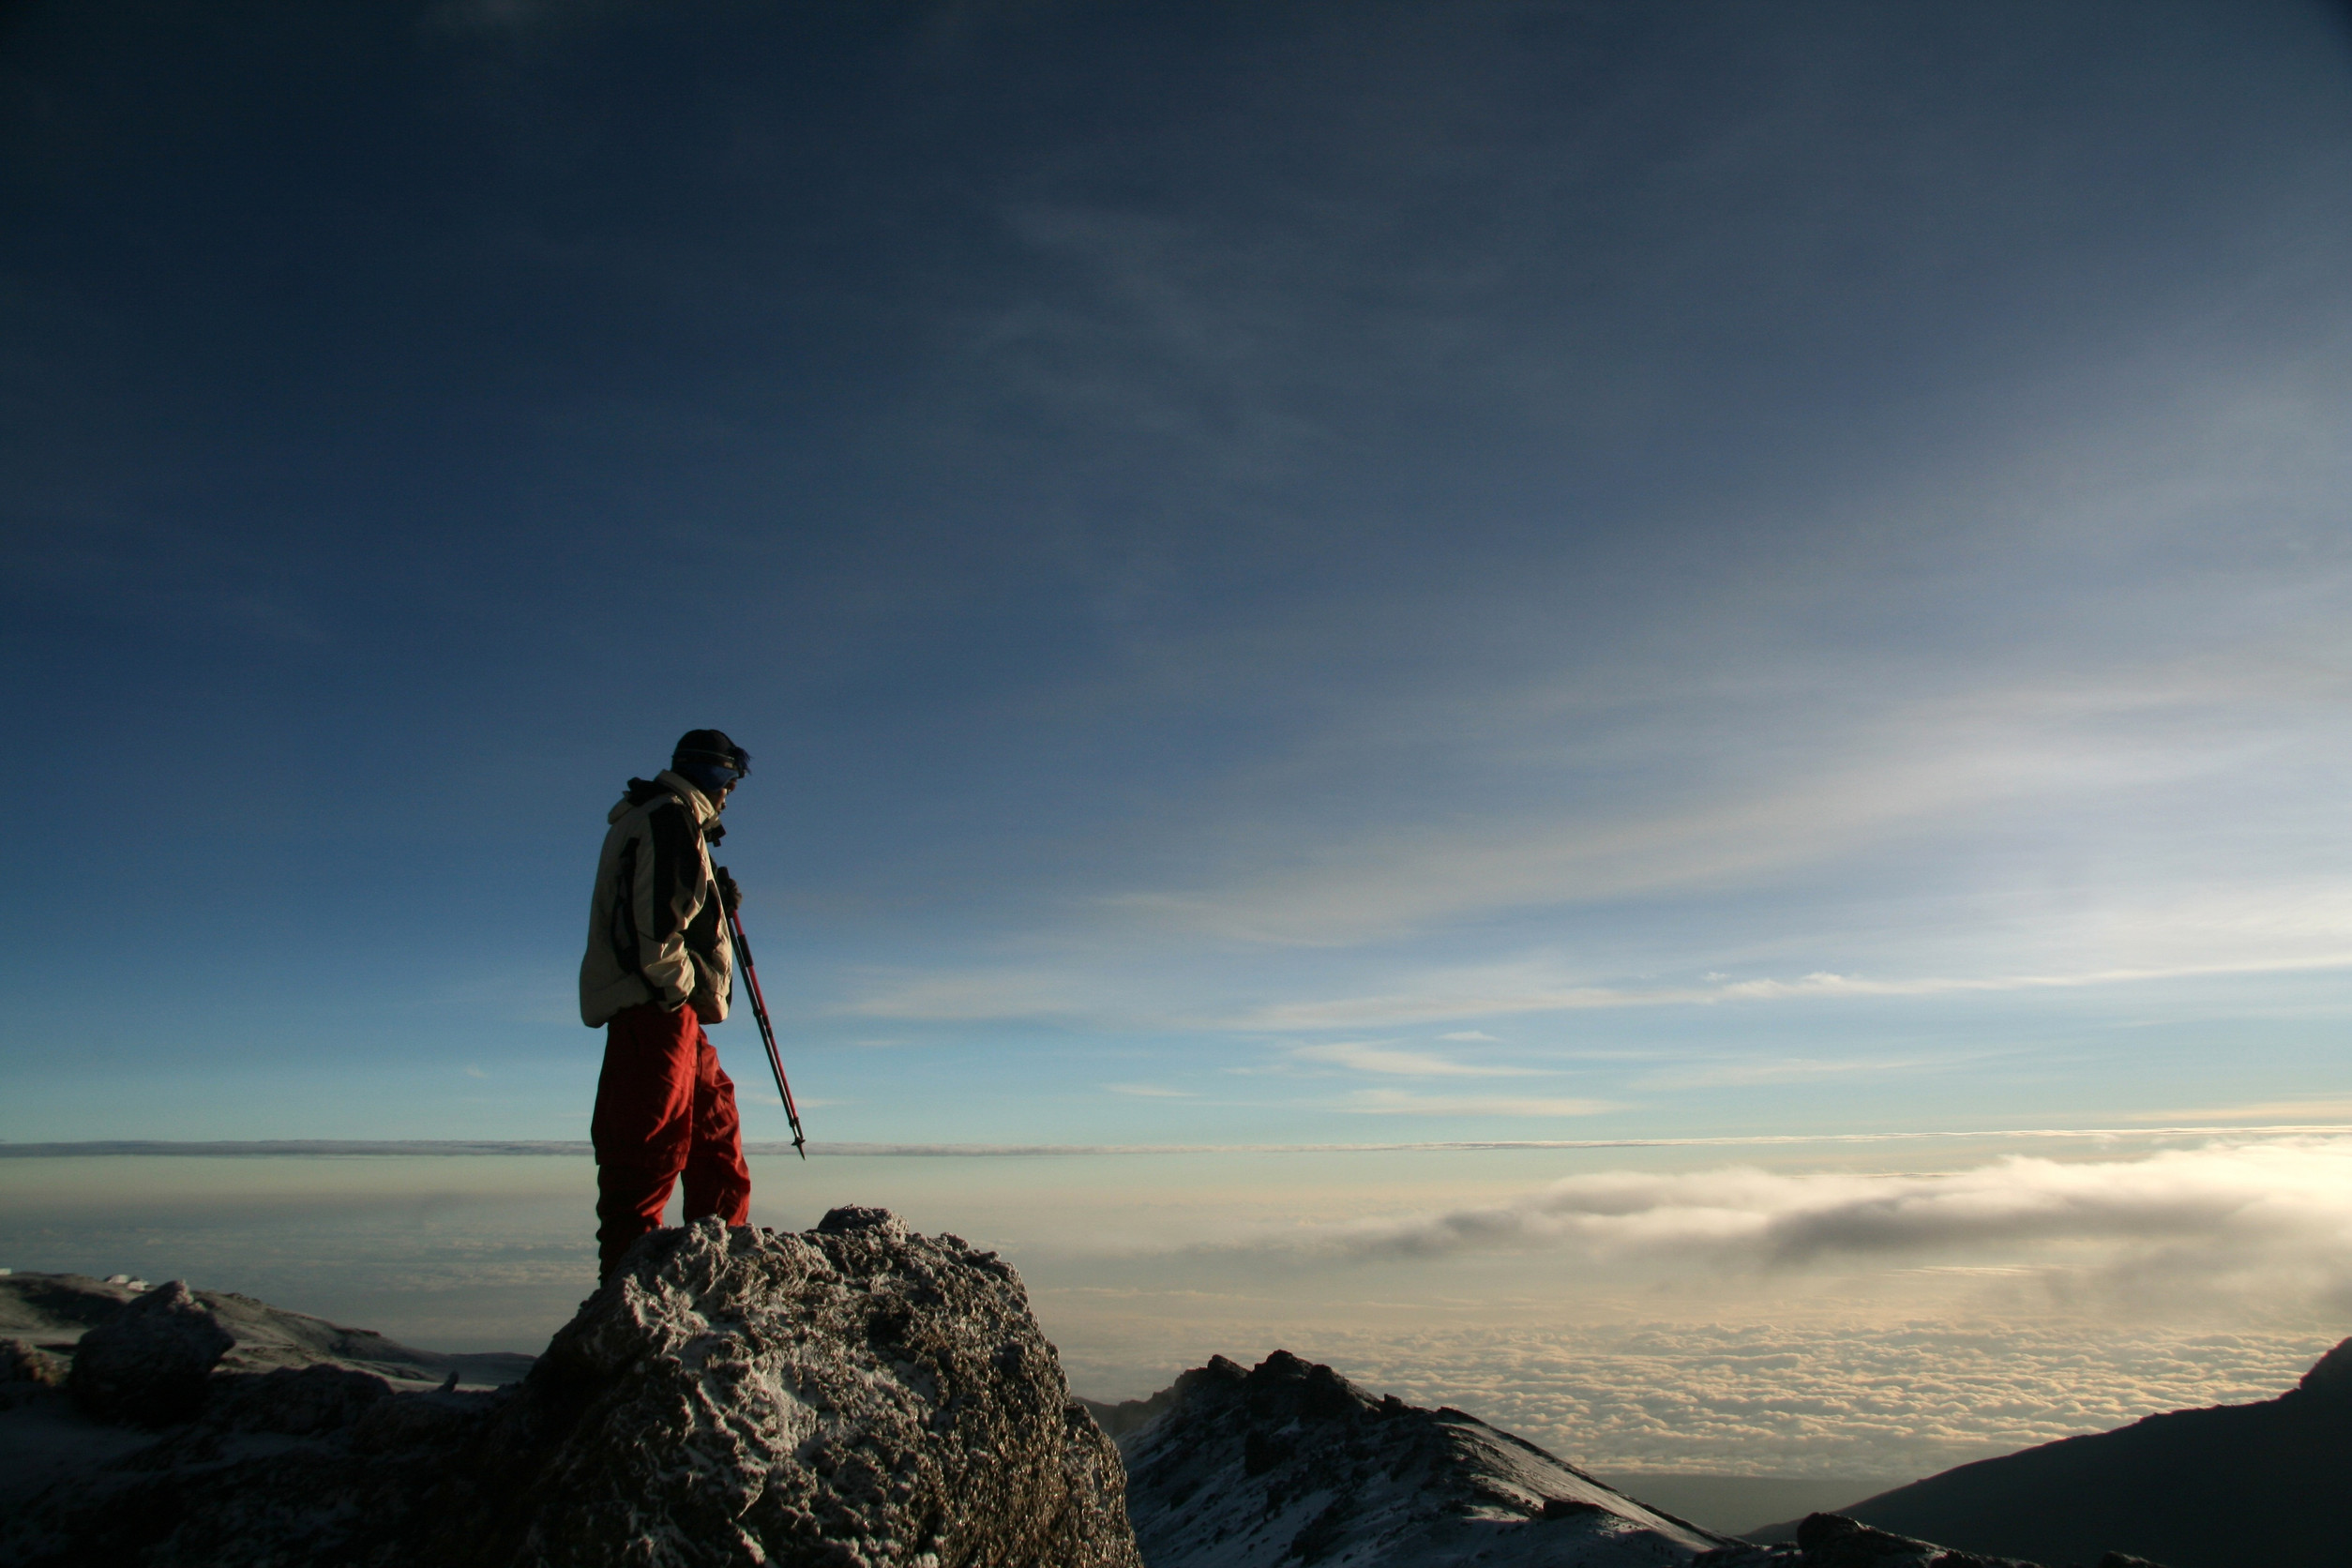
top-left (0, 1271), bottom-right (533, 1388)
top-left (1113, 1350), bottom-right (1731, 1568)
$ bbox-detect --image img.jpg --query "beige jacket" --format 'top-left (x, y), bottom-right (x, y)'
top-left (579, 770), bottom-right (734, 1028)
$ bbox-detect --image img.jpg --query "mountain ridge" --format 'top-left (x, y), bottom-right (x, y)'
top-left (1751, 1334), bottom-right (2352, 1568)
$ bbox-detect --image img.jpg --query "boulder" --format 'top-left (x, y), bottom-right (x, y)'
top-left (68, 1279), bottom-right (234, 1425)
top-left (438, 1206), bottom-right (1138, 1567)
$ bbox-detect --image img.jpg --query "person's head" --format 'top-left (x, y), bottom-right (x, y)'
top-left (671, 729), bottom-right (750, 805)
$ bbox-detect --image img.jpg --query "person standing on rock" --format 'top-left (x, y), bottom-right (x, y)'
top-left (580, 729), bottom-right (757, 1282)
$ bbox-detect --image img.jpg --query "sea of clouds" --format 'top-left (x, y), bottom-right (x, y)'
top-left (1034, 1137), bottom-right (2352, 1475)
top-left (5, 1137), bottom-right (2346, 1478)
top-left (1198, 1319), bottom-right (2339, 1480)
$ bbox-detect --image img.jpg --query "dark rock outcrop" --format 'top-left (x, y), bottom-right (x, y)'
top-left (3, 1337), bottom-right (68, 1388)
top-left (1752, 1336), bottom-right (2352, 1568)
top-left (1, 1210), bottom-right (1143, 1568)
top-left (1791, 1511), bottom-right (2043, 1566)
top-left (1692, 1512), bottom-right (2164, 1567)
top-left (1115, 1348), bottom-right (1729, 1566)
top-left (68, 1280), bottom-right (235, 1425)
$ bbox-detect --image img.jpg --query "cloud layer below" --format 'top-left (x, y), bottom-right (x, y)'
top-left (1193, 1319), bottom-right (2342, 1479)
top-left (1214, 1138), bottom-right (2352, 1315)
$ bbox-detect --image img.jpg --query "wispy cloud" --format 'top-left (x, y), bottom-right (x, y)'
top-left (1094, 662), bottom-right (2352, 949)
top-left (1336, 1090), bottom-right (1621, 1118)
top-left (2118, 1098), bottom-right (2352, 1123)
top-left (1291, 1041), bottom-right (1537, 1078)
top-left (1103, 1082), bottom-right (1195, 1098)
top-left (1232, 953), bottom-right (2352, 1031)
top-left (1630, 1055), bottom-right (1949, 1091)
top-left (1439, 1031), bottom-right (1499, 1042)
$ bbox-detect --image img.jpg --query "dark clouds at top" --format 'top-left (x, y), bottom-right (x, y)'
top-left (4, 1), bottom-right (2348, 1138)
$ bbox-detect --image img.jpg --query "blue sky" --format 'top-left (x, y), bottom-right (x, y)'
top-left (5, 0), bottom-right (2350, 1145)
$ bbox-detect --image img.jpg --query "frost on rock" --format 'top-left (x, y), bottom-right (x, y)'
top-left (1116, 1349), bottom-right (1731, 1568)
top-left (452, 1208), bottom-right (1141, 1568)
top-left (2, 1212), bottom-right (1142, 1568)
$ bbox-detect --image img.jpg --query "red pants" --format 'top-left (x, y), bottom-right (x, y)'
top-left (591, 1002), bottom-right (751, 1280)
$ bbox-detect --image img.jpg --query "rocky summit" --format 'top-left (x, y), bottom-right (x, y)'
top-left (1108, 1349), bottom-right (1731, 1567)
top-left (1104, 1351), bottom-right (2179, 1568)
top-left (0, 1209), bottom-right (1140, 1568)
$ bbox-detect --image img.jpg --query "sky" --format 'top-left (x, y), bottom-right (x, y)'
top-left (8, 0), bottom-right (2350, 1147)
top-left (7, 2), bottom-right (2352, 1448)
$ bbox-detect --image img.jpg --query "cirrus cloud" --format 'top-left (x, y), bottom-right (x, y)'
top-left (1338, 1089), bottom-right (1621, 1118)
top-left (1291, 1041), bottom-right (1539, 1078)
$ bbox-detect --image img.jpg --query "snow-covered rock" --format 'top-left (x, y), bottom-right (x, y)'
top-left (448, 1205), bottom-right (1139, 1567)
top-left (1115, 1349), bottom-right (1730, 1567)
top-left (1, 1210), bottom-right (1141, 1568)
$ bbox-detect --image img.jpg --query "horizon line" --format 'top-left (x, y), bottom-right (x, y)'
top-left (3, 1123), bottom-right (2348, 1159)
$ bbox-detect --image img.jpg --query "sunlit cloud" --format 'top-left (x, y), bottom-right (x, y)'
top-left (2117, 1098), bottom-right (2352, 1123)
top-left (1239, 1138), bottom-right (2352, 1312)
top-left (1103, 1082), bottom-right (1195, 1098)
top-left (1290, 1041), bottom-right (1538, 1078)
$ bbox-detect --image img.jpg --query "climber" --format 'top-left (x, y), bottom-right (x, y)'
top-left (579, 728), bottom-right (756, 1282)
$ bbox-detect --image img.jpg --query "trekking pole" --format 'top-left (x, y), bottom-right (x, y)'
top-left (722, 893), bottom-right (807, 1159)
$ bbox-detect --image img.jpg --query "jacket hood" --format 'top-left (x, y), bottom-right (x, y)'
top-left (606, 771), bottom-right (722, 826)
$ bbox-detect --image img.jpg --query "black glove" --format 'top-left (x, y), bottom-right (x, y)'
top-left (716, 867), bottom-right (742, 916)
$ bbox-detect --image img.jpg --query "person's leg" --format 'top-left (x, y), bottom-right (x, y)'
top-left (680, 1025), bottom-right (752, 1227)
top-left (591, 1003), bottom-right (701, 1279)
top-left (593, 1163), bottom-right (675, 1280)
